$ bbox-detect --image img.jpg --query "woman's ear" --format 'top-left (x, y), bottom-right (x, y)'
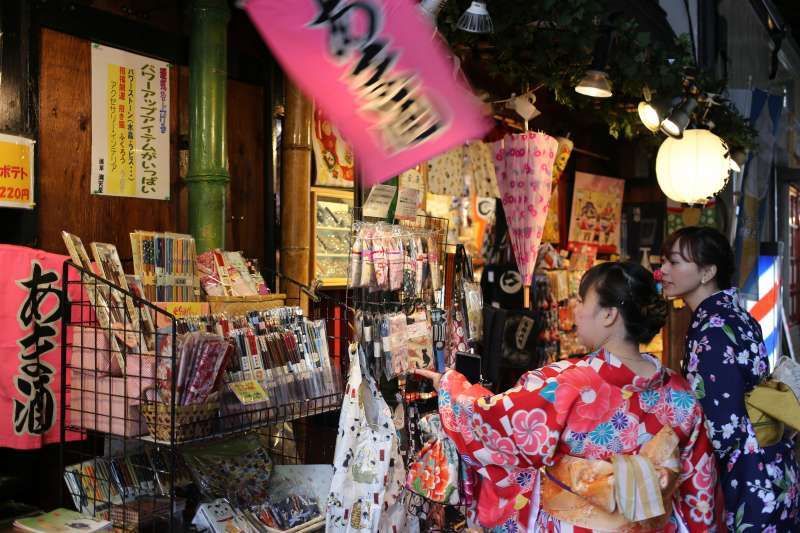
top-left (602, 306), bottom-right (620, 328)
top-left (700, 264), bottom-right (718, 285)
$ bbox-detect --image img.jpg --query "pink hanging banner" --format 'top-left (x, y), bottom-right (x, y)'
top-left (0, 245), bottom-right (77, 449)
top-left (245, 0), bottom-right (490, 186)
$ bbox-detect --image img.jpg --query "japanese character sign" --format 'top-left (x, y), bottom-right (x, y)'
top-left (0, 134), bottom-right (35, 209)
top-left (90, 44), bottom-right (170, 200)
top-left (245, 0), bottom-right (490, 186)
top-left (0, 245), bottom-right (77, 448)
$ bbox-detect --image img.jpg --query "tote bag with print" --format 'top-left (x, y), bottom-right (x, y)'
top-left (326, 345), bottom-right (397, 532)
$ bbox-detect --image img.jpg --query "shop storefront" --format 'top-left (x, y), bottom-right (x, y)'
top-left (2, 0), bottom-right (800, 532)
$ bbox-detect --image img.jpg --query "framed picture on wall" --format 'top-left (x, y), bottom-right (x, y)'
top-left (311, 106), bottom-right (355, 188)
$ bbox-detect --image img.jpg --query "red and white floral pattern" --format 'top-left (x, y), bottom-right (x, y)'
top-left (439, 349), bottom-right (724, 532)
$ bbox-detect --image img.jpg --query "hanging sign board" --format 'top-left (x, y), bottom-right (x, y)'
top-left (0, 134), bottom-right (35, 209)
top-left (0, 245), bottom-right (81, 449)
top-left (90, 43), bottom-right (171, 200)
top-left (244, 0), bottom-right (490, 187)
top-left (363, 184), bottom-right (397, 219)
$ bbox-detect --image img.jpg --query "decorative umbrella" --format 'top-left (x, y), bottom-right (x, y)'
top-left (493, 131), bottom-right (559, 307)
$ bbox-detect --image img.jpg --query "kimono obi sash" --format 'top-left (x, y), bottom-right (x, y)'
top-left (541, 425), bottom-right (681, 532)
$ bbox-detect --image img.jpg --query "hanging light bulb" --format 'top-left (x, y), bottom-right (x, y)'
top-left (457, 1), bottom-right (493, 34)
top-left (660, 97), bottom-right (698, 139)
top-left (575, 70), bottom-right (613, 98)
top-left (420, 0), bottom-right (447, 20)
top-left (656, 129), bottom-right (732, 204)
top-left (575, 26), bottom-right (613, 98)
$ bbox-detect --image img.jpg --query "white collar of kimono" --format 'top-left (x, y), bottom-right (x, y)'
top-left (597, 349), bottom-right (667, 392)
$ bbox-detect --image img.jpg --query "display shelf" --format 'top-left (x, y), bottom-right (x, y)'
top-left (136, 391), bottom-right (342, 446)
top-left (59, 261), bottom-right (349, 532)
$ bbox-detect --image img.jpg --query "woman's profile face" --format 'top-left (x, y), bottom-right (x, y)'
top-left (575, 285), bottom-right (607, 349)
top-left (660, 239), bottom-right (704, 298)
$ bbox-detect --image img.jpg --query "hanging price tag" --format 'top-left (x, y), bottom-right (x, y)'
top-left (363, 184), bottom-right (397, 219)
top-left (394, 187), bottom-right (420, 221)
top-left (228, 379), bottom-right (268, 405)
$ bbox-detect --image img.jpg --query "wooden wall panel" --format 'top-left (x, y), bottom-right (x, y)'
top-left (37, 29), bottom-right (265, 266)
top-left (227, 80), bottom-right (265, 266)
top-left (38, 28), bottom-right (179, 260)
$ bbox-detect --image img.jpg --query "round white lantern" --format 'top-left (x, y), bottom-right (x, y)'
top-left (656, 129), bottom-right (732, 205)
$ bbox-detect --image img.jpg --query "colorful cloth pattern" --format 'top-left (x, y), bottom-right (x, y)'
top-left (428, 146), bottom-right (465, 196)
top-left (405, 413), bottom-right (460, 505)
top-left (466, 141), bottom-right (500, 198)
top-left (439, 349), bottom-right (724, 532)
top-left (683, 289), bottom-right (800, 532)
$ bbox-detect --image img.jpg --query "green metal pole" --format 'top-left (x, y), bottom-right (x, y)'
top-left (186, 0), bottom-right (230, 253)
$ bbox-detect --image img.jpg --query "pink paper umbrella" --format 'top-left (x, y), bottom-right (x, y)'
top-left (493, 132), bottom-right (558, 307)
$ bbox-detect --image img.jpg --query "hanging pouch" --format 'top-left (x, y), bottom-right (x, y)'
top-left (405, 413), bottom-right (460, 505)
top-left (349, 225), bottom-right (363, 288)
top-left (359, 228), bottom-right (374, 289)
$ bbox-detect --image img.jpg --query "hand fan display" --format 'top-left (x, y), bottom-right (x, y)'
top-left (492, 132), bottom-right (558, 306)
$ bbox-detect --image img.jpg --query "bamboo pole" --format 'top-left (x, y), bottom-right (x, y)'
top-left (280, 81), bottom-right (312, 312)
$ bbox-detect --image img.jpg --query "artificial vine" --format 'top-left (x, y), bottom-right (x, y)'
top-left (438, 0), bottom-right (757, 152)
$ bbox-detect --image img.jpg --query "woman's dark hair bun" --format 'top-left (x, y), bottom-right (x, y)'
top-left (579, 262), bottom-right (667, 345)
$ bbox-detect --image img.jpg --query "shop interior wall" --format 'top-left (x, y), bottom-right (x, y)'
top-left (37, 28), bottom-right (265, 268)
top-left (0, 19), bottom-right (268, 513)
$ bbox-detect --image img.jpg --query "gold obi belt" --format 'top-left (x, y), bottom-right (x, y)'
top-left (542, 426), bottom-right (681, 532)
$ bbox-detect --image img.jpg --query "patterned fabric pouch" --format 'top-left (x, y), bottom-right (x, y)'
top-left (445, 301), bottom-right (468, 369)
top-left (405, 413), bottom-right (460, 505)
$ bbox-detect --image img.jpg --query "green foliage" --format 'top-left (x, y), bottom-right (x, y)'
top-left (439, 0), bottom-right (757, 152)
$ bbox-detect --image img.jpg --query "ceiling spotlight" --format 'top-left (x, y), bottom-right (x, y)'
top-left (660, 97), bottom-right (698, 139)
top-left (575, 70), bottom-right (613, 98)
top-left (457, 2), bottom-right (493, 34)
top-left (637, 98), bottom-right (677, 132)
top-left (575, 26), bottom-right (613, 98)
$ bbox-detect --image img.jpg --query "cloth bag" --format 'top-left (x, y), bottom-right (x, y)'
top-left (405, 413), bottom-right (461, 505)
top-left (326, 344), bottom-right (396, 532)
top-left (744, 356), bottom-right (800, 447)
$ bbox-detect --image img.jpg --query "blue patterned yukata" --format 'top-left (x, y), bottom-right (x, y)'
top-left (683, 289), bottom-right (800, 532)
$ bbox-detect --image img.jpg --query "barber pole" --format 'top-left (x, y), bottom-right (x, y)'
top-left (746, 250), bottom-right (782, 368)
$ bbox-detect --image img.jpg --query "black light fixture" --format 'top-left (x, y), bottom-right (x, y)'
top-left (637, 90), bottom-right (681, 133)
top-left (457, 2), bottom-right (493, 34)
top-left (575, 25), bottom-right (613, 98)
top-left (660, 97), bottom-right (698, 138)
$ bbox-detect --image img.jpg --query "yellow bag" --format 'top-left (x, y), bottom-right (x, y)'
top-left (745, 380), bottom-right (800, 447)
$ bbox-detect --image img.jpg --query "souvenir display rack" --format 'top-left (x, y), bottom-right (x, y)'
top-left (59, 260), bottom-right (348, 531)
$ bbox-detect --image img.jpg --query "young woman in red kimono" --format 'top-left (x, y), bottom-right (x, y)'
top-left (415, 262), bottom-right (724, 532)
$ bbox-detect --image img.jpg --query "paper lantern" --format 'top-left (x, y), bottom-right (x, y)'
top-left (656, 129), bottom-right (732, 205)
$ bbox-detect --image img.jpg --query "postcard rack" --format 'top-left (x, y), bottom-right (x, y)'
top-left (59, 261), bottom-right (348, 531)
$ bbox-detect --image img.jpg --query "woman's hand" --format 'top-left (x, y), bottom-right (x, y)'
top-left (411, 368), bottom-right (443, 392)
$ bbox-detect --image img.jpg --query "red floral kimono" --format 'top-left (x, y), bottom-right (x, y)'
top-left (439, 349), bottom-right (724, 532)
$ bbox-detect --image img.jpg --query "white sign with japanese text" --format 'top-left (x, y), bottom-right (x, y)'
top-left (90, 44), bottom-right (170, 200)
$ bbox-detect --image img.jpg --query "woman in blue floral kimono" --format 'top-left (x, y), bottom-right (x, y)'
top-left (661, 227), bottom-right (800, 532)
